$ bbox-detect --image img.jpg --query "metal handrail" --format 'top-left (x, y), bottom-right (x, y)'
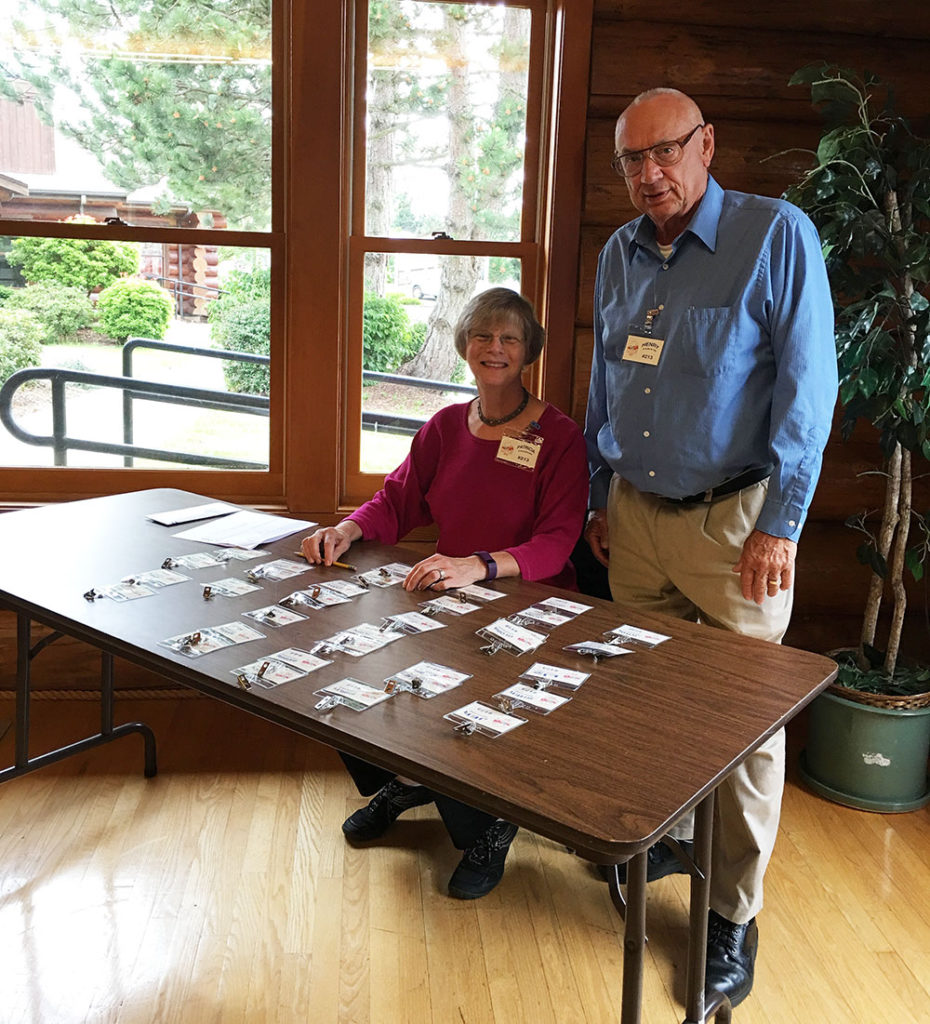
top-left (121, 337), bottom-right (270, 467)
top-left (0, 367), bottom-right (269, 469)
top-left (144, 274), bottom-right (224, 316)
top-left (361, 371), bottom-right (477, 436)
top-left (363, 371), bottom-right (476, 396)
top-left (0, 340), bottom-right (478, 467)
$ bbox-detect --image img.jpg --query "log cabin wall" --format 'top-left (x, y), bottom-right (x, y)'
top-left (573, 0), bottom-right (930, 655)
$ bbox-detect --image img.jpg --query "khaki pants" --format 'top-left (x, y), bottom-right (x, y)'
top-left (606, 475), bottom-right (791, 923)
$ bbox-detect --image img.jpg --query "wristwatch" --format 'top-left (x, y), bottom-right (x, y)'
top-left (472, 550), bottom-right (498, 581)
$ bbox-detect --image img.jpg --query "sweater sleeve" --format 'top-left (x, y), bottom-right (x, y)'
top-left (504, 414), bottom-right (589, 581)
top-left (346, 419), bottom-right (439, 543)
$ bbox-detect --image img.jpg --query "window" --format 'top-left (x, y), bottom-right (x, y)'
top-left (344, 0), bottom-right (548, 503)
top-left (0, 0), bottom-right (282, 499)
top-left (0, 0), bottom-right (592, 515)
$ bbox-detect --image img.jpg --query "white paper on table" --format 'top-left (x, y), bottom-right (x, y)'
top-left (146, 501), bottom-right (238, 526)
top-left (173, 510), bottom-right (316, 549)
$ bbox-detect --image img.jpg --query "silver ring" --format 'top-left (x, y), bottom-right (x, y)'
top-left (437, 569), bottom-right (445, 581)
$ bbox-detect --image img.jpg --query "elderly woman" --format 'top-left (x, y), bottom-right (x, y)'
top-left (302, 287), bottom-right (587, 899)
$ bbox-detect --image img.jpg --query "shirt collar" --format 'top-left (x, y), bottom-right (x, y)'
top-left (627, 175), bottom-right (722, 260)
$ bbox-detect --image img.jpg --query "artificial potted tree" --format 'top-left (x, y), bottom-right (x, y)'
top-left (784, 64), bottom-right (930, 811)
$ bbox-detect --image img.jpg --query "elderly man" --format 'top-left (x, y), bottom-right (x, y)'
top-left (584, 88), bottom-right (837, 1008)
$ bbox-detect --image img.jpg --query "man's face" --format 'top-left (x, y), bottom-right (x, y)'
top-left (615, 96), bottom-right (713, 243)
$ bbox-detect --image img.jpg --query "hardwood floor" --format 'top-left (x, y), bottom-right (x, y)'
top-left (1, 695), bottom-right (928, 1024)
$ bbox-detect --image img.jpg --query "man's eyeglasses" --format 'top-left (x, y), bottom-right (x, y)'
top-left (611, 123), bottom-right (705, 178)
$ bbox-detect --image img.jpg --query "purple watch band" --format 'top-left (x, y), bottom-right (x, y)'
top-left (473, 550), bottom-right (497, 581)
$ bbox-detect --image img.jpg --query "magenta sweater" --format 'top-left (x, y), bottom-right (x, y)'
top-left (348, 402), bottom-right (588, 588)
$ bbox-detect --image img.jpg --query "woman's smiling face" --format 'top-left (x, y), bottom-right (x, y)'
top-left (465, 315), bottom-right (527, 386)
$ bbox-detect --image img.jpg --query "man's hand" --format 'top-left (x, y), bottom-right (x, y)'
top-left (732, 529), bottom-right (797, 605)
top-left (584, 508), bottom-right (610, 567)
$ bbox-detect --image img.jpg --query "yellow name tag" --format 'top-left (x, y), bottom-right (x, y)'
top-left (622, 334), bottom-right (665, 365)
top-left (496, 434), bottom-right (541, 471)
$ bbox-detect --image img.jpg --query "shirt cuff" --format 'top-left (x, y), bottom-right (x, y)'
top-left (754, 500), bottom-right (806, 542)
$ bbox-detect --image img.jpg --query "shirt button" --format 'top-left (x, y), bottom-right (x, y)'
top-left (648, 470), bottom-right (656, 478)
top-left (644, 387), bottom-right (652, 394)
top-left (662, 263), bottom-right (669, 270)
top-left (643, 430), bottom-right (650, 437)
top-left (789, 519), bottom-right (796, 527)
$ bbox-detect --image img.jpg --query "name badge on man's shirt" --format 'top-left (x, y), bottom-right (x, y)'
top-left (622, 334), bottom-right (665, 365)
top-left (496, 432), bottom-right (542, 471)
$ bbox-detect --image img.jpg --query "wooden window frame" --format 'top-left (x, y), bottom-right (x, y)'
top-left (0, 1), bottom-right (288, 509)
top-left (0, 0), bottom-right (593, 521)
top-left (340, 0), bottom-right (588, 508)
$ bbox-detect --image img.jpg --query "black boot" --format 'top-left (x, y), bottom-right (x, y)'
top-left (448, 821), bottom-right (518, 899)
top-left (341, 779), bottom-right (432, 843)
top-left (704, 909), bottom-right (758, 1008)
top-left (597, 839), bottom-right (694, 883)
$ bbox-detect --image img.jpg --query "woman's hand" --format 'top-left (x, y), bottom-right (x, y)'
top-left (301, 521), bottom-right (362, 565)
top-left (403, 553), bottom-right (487, 592)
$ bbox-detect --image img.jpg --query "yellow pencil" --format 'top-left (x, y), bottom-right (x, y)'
top-left (293, 551), bottom-right (356, 571)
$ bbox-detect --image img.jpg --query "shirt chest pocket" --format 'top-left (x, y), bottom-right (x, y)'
top-left (675, 306), bottom-right (762, 378)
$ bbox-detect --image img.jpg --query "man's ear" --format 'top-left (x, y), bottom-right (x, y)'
top-left (701, 123), bottom-right (715, 168)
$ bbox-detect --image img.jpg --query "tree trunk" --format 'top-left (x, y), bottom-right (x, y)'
top-left (885, 447), bottom-right (912, 674)
top-left (858, 442), bottom-right (901, 669)
top-left (400, 11), bottom-right (481, 381)
top-left (877, 184), bottom-right (918, 675)
top-left (363, 68), bottom-right (397, 297)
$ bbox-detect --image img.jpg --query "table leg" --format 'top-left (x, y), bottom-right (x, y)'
top-left (0, 613), bottom-right (157, 783)
top-left (682, 790), bottom-right (732, 1024)
top-left (620, 849), bottom-right (648, 1024)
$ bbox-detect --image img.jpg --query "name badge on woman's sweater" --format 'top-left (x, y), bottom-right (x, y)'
top-left (496, 432), bottom-right (542, 471)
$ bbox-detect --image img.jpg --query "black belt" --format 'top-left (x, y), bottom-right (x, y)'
top-left (660, 464), bottom-right (774, 506)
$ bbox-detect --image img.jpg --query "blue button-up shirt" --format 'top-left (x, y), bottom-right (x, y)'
top-left (585, 176), bottom-right (837, 542)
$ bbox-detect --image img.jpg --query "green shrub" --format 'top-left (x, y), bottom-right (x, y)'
top-left (209, 268), bottom-right (270, 394)
top-left (5, 281), bottom-right (95, 345)
top-left (0, 285), bottom-right (13, 305)
top-left (0, 308), bottom-right (44, 383)
top-left (362, 292), bottom-right (420, 372)
top-left (210, 299), bottom-right (270, 394)
top-left (221, 265), bottom-right (271, 300)
top-left (7, 228), bottom-right (138, 295)
top-left (97, 278), bottom-right (174, 341)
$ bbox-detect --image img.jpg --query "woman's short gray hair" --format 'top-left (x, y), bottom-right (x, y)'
top-left (453, 287), bottom-right (545, 365)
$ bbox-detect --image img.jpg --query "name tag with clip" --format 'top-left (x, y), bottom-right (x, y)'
top-left (496, 429), bottom-right (542, 471)
top-left (622, 334), bottom-right (665, 365)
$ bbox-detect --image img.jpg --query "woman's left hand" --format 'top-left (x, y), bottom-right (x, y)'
top-left (403, 554), bottom-right (485, 592)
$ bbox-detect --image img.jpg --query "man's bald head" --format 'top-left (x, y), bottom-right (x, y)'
top-left (617, 88), bottom-right (705, 138)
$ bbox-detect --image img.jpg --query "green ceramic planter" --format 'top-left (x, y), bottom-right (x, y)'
top-left (799, 690), bottom-right (930, 812)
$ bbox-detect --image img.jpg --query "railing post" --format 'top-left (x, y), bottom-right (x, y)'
top-left (122, 341), bottom-right (135, 467)
top-left (51, 377), bottom-right (67, 466)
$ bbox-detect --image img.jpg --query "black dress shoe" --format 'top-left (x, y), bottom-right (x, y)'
top-left (448, 820), bottom-right (518, 899)
top-left (597, 839), bottom-right (694, 884)
top-left (704, 909), bottom-right (758, 1009)
top-left (341, 779), bottom-right (432, 843)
